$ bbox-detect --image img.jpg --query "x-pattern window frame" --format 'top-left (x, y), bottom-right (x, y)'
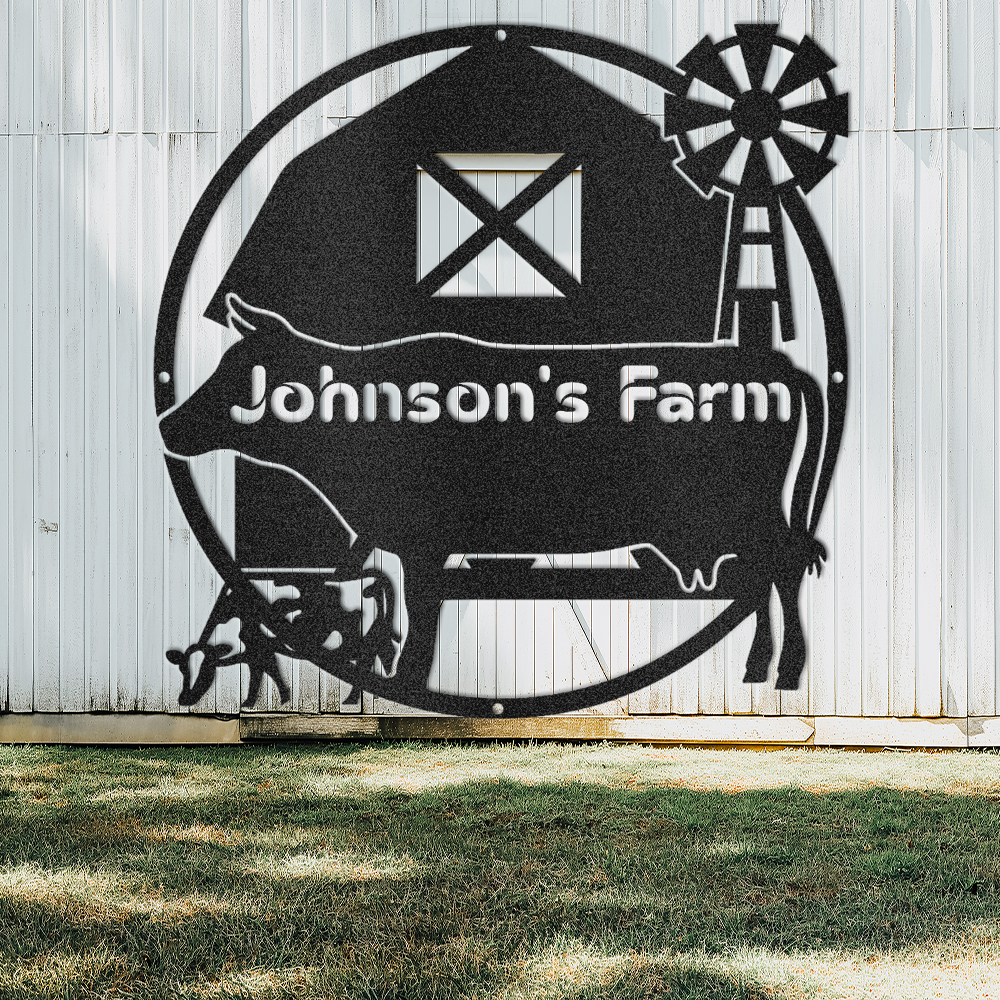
top-left (416, 150), bottom-right (582, 298)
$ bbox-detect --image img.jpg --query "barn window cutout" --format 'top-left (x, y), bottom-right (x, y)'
top-left (416, 153), bottom-right (582, 297)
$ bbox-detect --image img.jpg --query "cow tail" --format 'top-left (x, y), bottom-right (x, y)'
top-left (789, 370), bottom-right (826, 537)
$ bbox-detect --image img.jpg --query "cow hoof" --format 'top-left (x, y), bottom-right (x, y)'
top-left (742, 663), bottom-right (770, 684)
top-left (774, 672), bottom-right (803, 691)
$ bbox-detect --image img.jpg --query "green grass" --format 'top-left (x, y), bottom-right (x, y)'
top-left (1, 742), bottom-right (999, 999)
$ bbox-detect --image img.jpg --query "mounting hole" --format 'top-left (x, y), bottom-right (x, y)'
top-left (158, 371), bottom-right (171, 384)
top-left (496, 29), bottom-right (506, 41)
top-left (492, 702), bottom-right (504, 715)
top-left (831, 371), bottom-right (844, 383)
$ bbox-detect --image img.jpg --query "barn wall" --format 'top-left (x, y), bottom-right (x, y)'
top-left (1, 0), bottom-right (997, 739)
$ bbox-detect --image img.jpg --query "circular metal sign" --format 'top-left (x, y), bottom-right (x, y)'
top-left (155, 25), bottom-right (848, 717)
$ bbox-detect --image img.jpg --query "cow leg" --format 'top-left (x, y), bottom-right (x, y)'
top-left (239, 619), bottom-right (291, 708)
top-left (340, 589), bottom-right (440, 708)
top-left (742, 589), bottom-right (774, 683)
top-left (774, 571), bottom-right (807, 690)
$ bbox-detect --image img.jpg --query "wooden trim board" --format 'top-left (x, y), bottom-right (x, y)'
top-left (241, 714), bottom-right (984, 747)
top-left (239, 714), bottom-right (818, 744)
top-left (0, 713), bottom-right (241, 745)
top-left (0, 714), bottom-right (992, 748)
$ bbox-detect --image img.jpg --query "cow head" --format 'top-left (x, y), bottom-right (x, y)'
top-left (159, 294), bottom-right (306, 457)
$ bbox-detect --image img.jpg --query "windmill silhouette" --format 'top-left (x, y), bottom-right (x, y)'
top-left (666, 25), bottom-right (849, 351)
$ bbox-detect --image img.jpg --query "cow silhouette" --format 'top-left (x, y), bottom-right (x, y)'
top-left (160, 293), bottom-right (827, 706)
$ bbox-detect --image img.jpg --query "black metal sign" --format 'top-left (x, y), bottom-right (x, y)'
top-left (155, 24), bottom-right (849, 716)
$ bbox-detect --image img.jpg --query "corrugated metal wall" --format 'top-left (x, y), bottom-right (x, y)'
top-left (2, 0), bottom-right (998, 730)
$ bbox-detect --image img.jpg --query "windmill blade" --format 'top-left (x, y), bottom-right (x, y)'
top-left (677, 35), bottom-right (741, 100)
top-left (772, 129), bottom-right (836, 193)
top-left (772, 35), bottom-right (837, 100)
top-left (677, 131), bottom-right (741, 195)
top-left (662, 93), bottom-right (734, 133)
top-left (735, 23), bottom-right (778, 91)
top-left (781, 93), bottom-right (849, 137)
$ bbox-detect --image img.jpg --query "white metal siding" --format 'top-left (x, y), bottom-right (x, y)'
top-left (1, 0), bottom-right (997, 725)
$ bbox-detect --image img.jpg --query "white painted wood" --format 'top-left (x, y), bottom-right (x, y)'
top-left (834, 0), bottom-right (860, 132)
top-left (970, 0), bottom-right (994, 127)
top-left (916, 129), bottom-right (943, 717)
top-left (435, 599), bottom-right (460, 699)
top-left (9, 0), bottom-right (33, 133)
top-left (891, 129), bottom-right (916, 719)
top-left (863, 0), bottom-right (891, 130)
top-left (944, 127), bottom-right (969, 719)
top-left (0, 139), bottom-right (9, 709)
top-left (60, 135), bottom-right (86, 712)
top-left (947, 0), bottom-right (968, 128)
top-left (85, 135), bottom-right (112, 710)
top-left (115, 0), bottom-right (140, 132)
top-left (832, 116), bottom-right (863, 718)
top-left (142, 0), bottom-right (164, 132)
top-left (919, 0), bottom-right (944, 130)
top-left (193, 0), bottom-right (218, 132)
top-left (534, 599), bottom-right (554, 698)
top-left (814, 715), bottom-right (967, 748)
top-left (9, 136), bottom-right (35, 712)
top-left (0, 2), bottom-right (8, 134)
top-left (114, 135), bottom-right (141, 711)
top-left (861, 129), bottom-right (891, 717)
top-left (36, 0), bottom-right (60, 134)
top-left (220, 0), bottom-right (242, 142)
top-left (458, 598), bottom-right (477, 696)
top-left (620, 714), bottom-right (815, 744)
top-left (969, 717), bottom-right (1000, 747)
top-left (33, 136), bottom-right (61, 713)
top-left (894, 0), bottom-right (916, 131)
top-left (969, 128), bottom-right (996, 717)
top-left (478, 598), bottom-right (497, 700)
top-left (167, 0), bottom-right (192, 132)
top-left (87, 0), bottom-right (111, 133)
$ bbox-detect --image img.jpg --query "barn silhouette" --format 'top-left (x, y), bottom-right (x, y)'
top-left (205, 39), bottom-right (730, 345)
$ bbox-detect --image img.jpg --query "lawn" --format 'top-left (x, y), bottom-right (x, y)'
top-left (1, 741), bottom-right (999, 999)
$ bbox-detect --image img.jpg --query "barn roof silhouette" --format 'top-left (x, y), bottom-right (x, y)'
top-left (205, 38), bottom-right (731, 345)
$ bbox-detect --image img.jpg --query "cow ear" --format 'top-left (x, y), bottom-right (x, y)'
top-left (225, 293), bottom-right (260, 338)
top-left (224, 293), bottom-right (299, 340)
